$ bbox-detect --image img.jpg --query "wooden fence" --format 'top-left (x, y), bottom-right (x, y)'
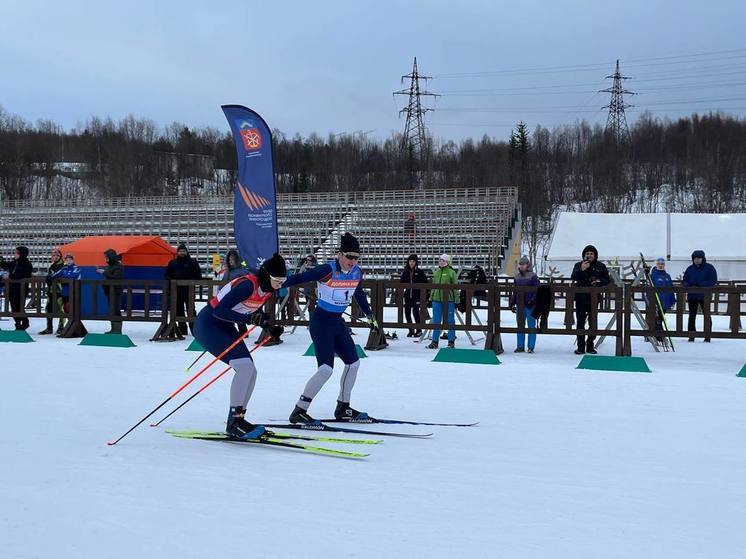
top-left (1, 277), bottom-right (744, 355)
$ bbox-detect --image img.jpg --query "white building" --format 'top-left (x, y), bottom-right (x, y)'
top-left (545, 212), bottom-right (746, 280)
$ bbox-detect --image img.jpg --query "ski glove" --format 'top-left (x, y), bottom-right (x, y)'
top-left (366, 316), bottom-right (381, 335)
top-left (251, 311), bottom-right (273, 329)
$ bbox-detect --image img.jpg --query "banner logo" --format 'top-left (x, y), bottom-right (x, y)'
top-left (237, 182), bottom-right (272, 211)
top-left (239, 121), bottom-right (263, 151)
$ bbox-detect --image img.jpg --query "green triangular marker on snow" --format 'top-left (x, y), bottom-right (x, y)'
top-left (303, 343), bottom-right (367, 359)
top-left (577, 355), bottom-right (651, 373)
top-left (432, 348), bottom-right (500, 365)
top-left (186, 339), bottom-right (205, 352)
top-left (0, 329), bottom-right (34, 343)
top-left (737, 364), bottom-right (746, 378)
top-left (79, 333), bottom-right (136, 348)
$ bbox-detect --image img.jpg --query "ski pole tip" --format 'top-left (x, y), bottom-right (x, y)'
top-left (106, 441), bottom-right (115, 446)
top-left (149, 423), bottom-right (158, 427)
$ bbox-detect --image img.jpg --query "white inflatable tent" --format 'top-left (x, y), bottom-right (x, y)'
top-left (545, 212), bottom-right (746, 280)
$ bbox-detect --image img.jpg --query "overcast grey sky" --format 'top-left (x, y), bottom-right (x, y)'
top-left (1, 0), bottom-right (745, 141)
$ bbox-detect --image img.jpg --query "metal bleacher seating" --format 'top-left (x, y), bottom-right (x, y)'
top-left (0, 187), bottom-right (519, 278)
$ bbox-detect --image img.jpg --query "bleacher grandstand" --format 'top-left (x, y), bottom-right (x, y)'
top-left (0, 187), bottom-right (519, 278)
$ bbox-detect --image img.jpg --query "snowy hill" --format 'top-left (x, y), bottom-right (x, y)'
top-left (1, 314), bottom-right (744, 558)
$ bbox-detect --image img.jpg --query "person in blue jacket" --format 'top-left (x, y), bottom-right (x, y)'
top-left (51, 253), bottom-right (82, 336)
top-left (193, 253), bottom-right (287, 440)
top-left (649, 257), bottom-right (676, 311)
top-left (682, 249), bottom-right (717, 342)
top-left (280, 233), bottom-right (380, 425)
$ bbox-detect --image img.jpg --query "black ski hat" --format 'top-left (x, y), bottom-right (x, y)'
top-left (15, 246), bottom-right (29, 259)
top-left (257, 253), bottom-right (287, 292)
top-left (581, 245), bottom-right (598, 259)
top-left (339, 232), bottom-right (360, 253)
top-left (104, 249), bottom-right (119, 263)
top-left (407, 254), bottom-right (419, 263)
top-left (177, 243), bottom-right (188, 253)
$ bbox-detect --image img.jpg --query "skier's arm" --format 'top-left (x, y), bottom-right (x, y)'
top-left (353, 282), bottom-right (373, 316)
top-left (281, 263), bottom-right (332, 288)
top-left (212, 280), bottom-right (257, 323)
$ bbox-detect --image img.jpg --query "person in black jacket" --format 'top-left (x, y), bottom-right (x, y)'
top-left (0, 246), bottom-right (33, 330)
top-left (570, 244), bottom-right (610, 355)
top-left (39, 248), bottom-right (65, 334)
top-left (165, 243), bottom-right (202, 335)
top-left (400, 254), bottom-right (428, 337)
top-left (98, 249), bottom-right (124, 334)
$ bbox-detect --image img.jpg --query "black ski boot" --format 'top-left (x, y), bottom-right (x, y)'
top-left (426, 341), bottom-right (439, 349)
top-left (289, 405), bottom-right (322, 426)
top-left (226, 406), bottom-right (266, 440)
top-left (586, 341), bottom-right (597, 355)
top-left (334, 400), bottom-right (370, 421)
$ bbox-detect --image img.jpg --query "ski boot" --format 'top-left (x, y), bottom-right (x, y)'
top-left (38, 328), bottom-right (53, 335)
top-left (447, 340), bottom-right (455, 349)
top-left (334, 400), bottom-right (370, 421)
top-left (426, 341), bottom-right (439, 349)
top-left (226, 406), bottom-right (266, 440)
top-left (586, 341), bottom-right (597, 355)
top-left (407, 329), bottom-right (415, 337)
top-left (289, 405), bottom-right (322, 426)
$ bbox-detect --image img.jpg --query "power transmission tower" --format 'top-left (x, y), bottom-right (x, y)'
top-left (600, 59), bottom-right (635, 143)
top-left (393, 57), bottom-right (438, 165)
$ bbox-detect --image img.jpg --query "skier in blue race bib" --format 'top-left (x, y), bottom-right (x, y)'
top-left (281, 233), bottom-right (380, 424)
top-left (193, 253), bottom-right (287, 440)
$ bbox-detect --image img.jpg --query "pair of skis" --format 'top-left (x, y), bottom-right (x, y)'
top-left (639, 253), bottom-right (675, 351)
top-left (170, 417), bottom-right (478, 459)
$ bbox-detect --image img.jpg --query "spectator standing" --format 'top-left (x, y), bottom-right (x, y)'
top-left (404, 214), bottom-right (416, 239)
top-left (165, 243), bottom-right (202, 336)
top-left (299, 254), bottom-right (318, 315)
top-left (428, 254), bottom-right (457, 349)
top-left (222, 249), bottom-right (247, 282)
top-left (570, 244), bottom-right (610, 355)
top-left (0, 246), bottom-right (33, 330)
top-left (649, 257), bottom-right (676, 312)
top-left (39, 248), bottom-right (65, 335)
top-left (400, 254), bottom-right (428, 337)
top-left (99, 249), bottom-right (124, 335)
top-left (682, 249), bottom-right (717, 342)
top-left (52, 253), bottom-right (82, 336)
top-left (510, 255), bottom-right (540, 353)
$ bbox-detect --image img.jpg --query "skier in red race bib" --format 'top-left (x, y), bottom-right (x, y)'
top-left (193, 253), bottom-right (287, 440)
top-left (280, 233), bottom-right (380, 425)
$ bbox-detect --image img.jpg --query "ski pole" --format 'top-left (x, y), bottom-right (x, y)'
top-left (151, 335), bottom-right (272, 427)
top-left (106, 325), bottom-right (257, 446)
top-left (185, 350), bottom-right (207, 372)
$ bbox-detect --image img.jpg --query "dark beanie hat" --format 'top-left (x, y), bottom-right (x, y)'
top-left (407, 254), bottom-right (419, 262)
top-left (177, 243), bottom-right (188, 252)
top-left (15, 246), bottom-right (29, 259)
top-left (257, 253), bottom-right (287, 292)
top-left (581, 245), bottom-right (598, 258)
top-left (339, 232), bottom-right (360, 253)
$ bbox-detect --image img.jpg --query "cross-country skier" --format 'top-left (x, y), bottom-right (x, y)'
top-left (280, 233), bottom-right (379, 425)
top-left (193, 253), bottom-right (287, 440)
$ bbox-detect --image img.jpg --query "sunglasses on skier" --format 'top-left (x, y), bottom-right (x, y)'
top-left (343, 254), bottom-right (360, 261)
top-left (269, 275), bottom-right (286, 284)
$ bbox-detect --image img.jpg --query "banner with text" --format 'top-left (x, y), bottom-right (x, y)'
top-left (221, 104), bottom-right (278, 271)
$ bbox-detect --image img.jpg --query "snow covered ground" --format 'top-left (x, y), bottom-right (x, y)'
top-left (1, 312), bottom-right (745, 559)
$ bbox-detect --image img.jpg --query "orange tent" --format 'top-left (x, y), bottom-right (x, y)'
top-left (59, 236), bottom-right (176, 267)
